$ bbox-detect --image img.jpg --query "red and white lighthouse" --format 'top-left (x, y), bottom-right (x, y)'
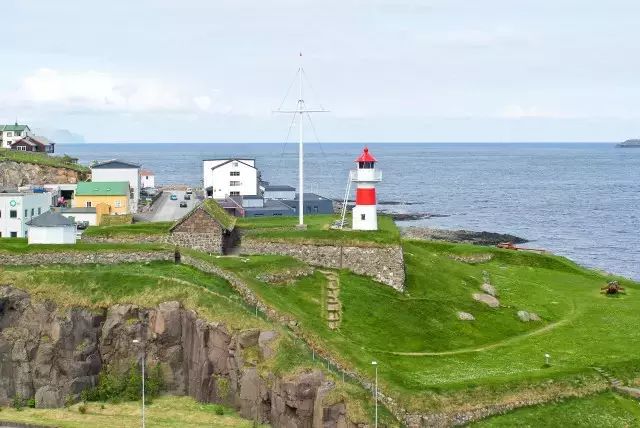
top-left (352, 147), bottom-right (382, 230)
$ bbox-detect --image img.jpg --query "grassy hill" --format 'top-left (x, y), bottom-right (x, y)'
top-left (0, 148), bottom-right (89, 173)
top-left (202, 239), bottom-right (640, 415)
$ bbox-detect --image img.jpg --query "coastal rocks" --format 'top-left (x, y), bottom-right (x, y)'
top-left (457, 312), bottom-right (475, 321)
top-left (517, 311), bottom-right (541, 322)
top-left (473, 293), bottom-right (500, 308)
top-left (240, 240), bottom-right (405, 291)
top-left (0, 160), bottom-right (88, 188)
top-left (401, 227), bottom-right (528, 246)
top-left (0, 286), bottom-right (359, 427)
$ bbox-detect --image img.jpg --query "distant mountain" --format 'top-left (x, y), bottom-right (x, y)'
top-left (33, 128), bottom-right (86, 144)
top-left (616, 139), bottom-right (640, 148)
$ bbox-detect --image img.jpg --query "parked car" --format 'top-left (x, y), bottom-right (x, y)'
top-left (76, 221), bottom-right (89, 230)
top-left (184, 194), bottom-right (191, 200)
top-left (179, 201), bottom-right (188, 208)
top-left (170, 194), bottom-right (178, 200)
top-left (186, 188), bottom-right (193, 194)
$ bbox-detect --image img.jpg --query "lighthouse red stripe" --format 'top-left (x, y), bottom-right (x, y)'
top-left (356, 188), bottom-right (376, 205)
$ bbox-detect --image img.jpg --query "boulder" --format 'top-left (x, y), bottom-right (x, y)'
top-left (473, 293), bottom-right (500, 308)
top-left (457, 312), bottom-right (475, 321)
top-left (517, 311), bottom-right (531, 322)
top-left (258, 330), bottom-right (278, 359)
top-left (481, 283), bottom-right (497, 297)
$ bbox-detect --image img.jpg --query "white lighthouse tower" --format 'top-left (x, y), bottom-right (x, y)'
top-left (352, 147), bottom-right (382, 230)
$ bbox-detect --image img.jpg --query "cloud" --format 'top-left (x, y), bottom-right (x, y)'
top-left (4, 68), bottom-right (225, 115)
top-left (500, 105), bottom-right (567, 119)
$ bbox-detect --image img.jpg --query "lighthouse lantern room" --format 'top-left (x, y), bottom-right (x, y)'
top-left (352, 147), bottom-right (381, 230)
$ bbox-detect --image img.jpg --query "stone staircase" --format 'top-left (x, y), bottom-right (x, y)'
top-left (322, 271), bottom-right (342, 330)
top-left (593, 367), bottom-right (640, 400)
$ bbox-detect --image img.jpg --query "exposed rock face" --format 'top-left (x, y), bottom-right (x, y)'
top-left (0, 160), bottom-right (87, 187)
top-left (0, 286), bottom-right (360, 427)
top-left (240, 240), bottom-right (405, 291)
top-left (472, 293), bottom-right (500, 308)
top-left (401, 227), bottom-right (528, 246)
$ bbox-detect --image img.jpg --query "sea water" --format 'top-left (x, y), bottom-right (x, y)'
top-left (60, 142), bottom-right (640, 280)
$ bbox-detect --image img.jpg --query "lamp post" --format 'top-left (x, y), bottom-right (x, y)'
top-left (371, 361), bottom-right (378, 428)
top-left (132, 339), bottom-right (145, 428)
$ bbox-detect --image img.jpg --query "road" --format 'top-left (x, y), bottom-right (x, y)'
top-left (147, 190), bottom-right (197, 222)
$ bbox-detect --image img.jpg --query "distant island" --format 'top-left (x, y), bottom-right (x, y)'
top-left (617, 139), bottom-right (640, 148)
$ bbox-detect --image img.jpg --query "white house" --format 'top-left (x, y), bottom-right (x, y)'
top-left (203, 159), bottom-right (259, 199)
top-left (26, 211), bottom-right (76, 244)
top-left (90, 159), bottom-right (141, 212)
top-left (0, 190), bottom-right (53, 238)
top-left (0, 123), bottom-right (31, 149)
top-left (52, 207), bottom-right (98, 226)
top-left (140, 169), bottom-right (155, 189)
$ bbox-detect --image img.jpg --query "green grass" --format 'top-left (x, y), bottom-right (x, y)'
top-left (0, 238), bottom-right (168, 252)
top-left (83, 222), bottom-right (173, 237)
top-left (201, 240), bottom-right (640, 414)
top-left (239, 214), bottom-right (400, 246)
top-left (0, 396), bottom-right (262, 428)
top-left (471, 391), bottom-right (640, 427)
top-left (0, 148), bottom-right (89, 173)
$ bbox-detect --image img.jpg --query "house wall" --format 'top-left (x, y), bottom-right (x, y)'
top-left (0, 128), bottom-right (31, 148)
top-left (73, 195), bottom-right (129, 215)
top-left (169, 208), bottom-right (225, 253)
top-left (0, 193), bottom-right (52, 238)
top-left (203, 160), bottom-right (257, 199)
top-left (27, 226), bottom-right (76, 244)
top-left (140, 174), bottom-right (155, 188)
top-left (263, 189), bottom-right (296, 200)
top-left (91, 167), bottom-right (141, 212)
top-left (59, 212), bottom-right (98, 226)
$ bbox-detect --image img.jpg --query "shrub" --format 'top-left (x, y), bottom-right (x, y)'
top-left (11, 395), bottom-right (25, 411)
top-left (82, 362), bottom-right (165, 404)
top-left (27, 398), bottom-right (36, 408)
top-left (78, 404), bottom-right (87, 414)
top-left (215, 405), bottom-right (224, 416)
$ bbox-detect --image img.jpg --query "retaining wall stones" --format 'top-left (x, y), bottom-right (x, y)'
top-left (0, 251), bottom-right (174, 266)
top-left (240, 240), bottom-right (405, 291)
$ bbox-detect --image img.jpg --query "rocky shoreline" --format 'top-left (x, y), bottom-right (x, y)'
top-left (401, 227), bottom-right (528, 246)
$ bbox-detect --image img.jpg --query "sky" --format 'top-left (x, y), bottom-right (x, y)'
top-left (0, 0), bottom-right (639, 143)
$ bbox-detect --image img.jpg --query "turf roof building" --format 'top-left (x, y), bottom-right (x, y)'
top-left (170, 199), bottom-right (238, 254)
top-left (26, 210), bottom-right (77, 244)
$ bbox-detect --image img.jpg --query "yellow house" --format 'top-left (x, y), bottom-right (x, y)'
top-left (74, 182), bottom-right (130, 215)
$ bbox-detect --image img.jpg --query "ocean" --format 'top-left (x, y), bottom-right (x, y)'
top-left (59, 142), bottom-right (640, 281)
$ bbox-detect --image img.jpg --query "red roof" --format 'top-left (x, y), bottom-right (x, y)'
top-left (355, 147), bottom-right (377, 162)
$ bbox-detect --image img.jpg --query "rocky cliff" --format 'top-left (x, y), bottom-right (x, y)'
top-left (0, 286), bottom-right (358, 427)
top-left (0, 160), bottom-right (88, 187)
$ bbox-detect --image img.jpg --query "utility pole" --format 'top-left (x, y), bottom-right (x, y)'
top-left (372, 361), bottom-right (378, 427)
top-left (132, 339), bottom-right (145, 428)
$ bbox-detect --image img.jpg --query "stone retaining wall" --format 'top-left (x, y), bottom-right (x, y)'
top-left (0, 251), bottom-right (174, 266)
top-left (239, 240), bottom-right (405, 291)
top-left (81, 235), bottom-right (169, 244)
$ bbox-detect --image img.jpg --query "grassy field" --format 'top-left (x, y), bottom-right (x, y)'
top-left (239, 214), bottom-right (400, 246)
top-left (83, 221), bottom-right (173, 237)
top-left (0, 396), bottom-right (262, 428)
top-left (471, 391), bottom-right (640, 427)
top-left (204, 239), bottom-right (640, 413)
top-left (0, 238), bottom-right (169, 253)
top-left (0, 148), bottom-right (89, 173)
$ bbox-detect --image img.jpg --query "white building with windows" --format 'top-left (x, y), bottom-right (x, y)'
top-left (0, 190), bottom-right (53, 238)
top-left (90, 159), bottom-right (141, 212)
top-left (203, 159), bottom-right (259, 199)
top-left (0, 123), bottom-right (31, 148)
top-left (140, 169), bottom-right (155, 189)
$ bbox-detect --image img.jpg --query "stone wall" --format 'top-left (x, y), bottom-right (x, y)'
top-left (240, 240), bottom-right (405, 291)
top-left (170, 208), bottom-right (224, 253)
top-left (80, 235), bottom-right (169, 244)
top-left (0, 251), bottom-right (174, 266)
top-left (0, 286), bottom-right (361, 427)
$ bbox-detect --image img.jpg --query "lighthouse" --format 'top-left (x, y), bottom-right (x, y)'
top-left (352, 147), bottom-right (382, 230)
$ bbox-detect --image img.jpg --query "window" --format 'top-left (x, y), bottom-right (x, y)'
top-left (232, 161), bottom-right (238, 167)
top-left (6, 132), bottom-right (12, 137)
top-left (230, 181), bottom-right (240, 186)
top-left (273, 213), bottom-right (282, 216)
top-left (230, 191), bottom-right (240, 196)
top-left (17, 146), bottom-right (26, 151)
top-left (10, 210), bottom-right (17, 218)
top-left (86, 201), bottom-right (92, 208)
top-left (313, 205), bottom-right (318, 213)
top-left (230, 171), bottom-right (240, 176)
top-left (31, 208), bottom-right (34, 217)
top-left (25, 209), bottom-right (28, 218)
top-left (38, 208), bottom-right (41, 215)
top-left (15, 131), bottom-right (21, 136)
top-left (115, 200), bottom-right (122, 208)
top-left (10, 232), bottom-right (17, 238)
top-left (361, 214), bottom-right (366, 220)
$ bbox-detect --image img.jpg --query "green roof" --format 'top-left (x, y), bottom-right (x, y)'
top-left (171, 199), bottom-right (236, 231)
top-left (0, 124), bottom-right (30, 132)
top-left (76, 181), bottom-right (129, 196)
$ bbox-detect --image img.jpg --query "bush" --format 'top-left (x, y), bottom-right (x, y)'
top-left (78, 404), bottom-right (87, 414)
top-left (215, 405), bottom-right (224, 416)
top-left (82, 362), bottom-right (165, 404)
top-left (27, 398), bottom-right (36, 408)
top-left (12, 395), bottom-right (25, 411)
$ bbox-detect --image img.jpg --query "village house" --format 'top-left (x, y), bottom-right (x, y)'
top-left (52, 206), bottom-right (107, 226)
top-left (169, 199), bottom-right (238, 254)
top-left (203, 158), bottom-right (259, 199)
top-left (0, 190), bottom-right (53, 238)
top-left (90, 159), bottom-right (141, 212)
top-left (10, 135), bottom-right (55, 153)
top-left (74, 181), bottom-right (130, 215)
top-left (140, 169), bottom-right (155, 189)
top-left (26, 211), bottom-right (76, 244)
top-left (0, 123), bottom-right (31, 149)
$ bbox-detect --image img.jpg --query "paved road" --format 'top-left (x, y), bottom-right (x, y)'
top-left (148, 190), bottom-right (197, 222)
